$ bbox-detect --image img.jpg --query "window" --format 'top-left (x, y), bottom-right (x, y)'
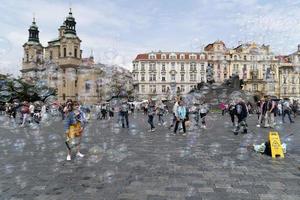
top-left (63, 79), bottom-right (66, 87)
top-left (63, 48), bottom-right (66, 57)
top-left (141, 85), bottom-right (145, 93)
top-left (283, 77), bottom-right (287, 84)
top-left (162, 63), bottom-right (165, 71)
top-left (252, 84), bottom-right (258, 91)
top-left (149, 85), bottom-right (156, 93)
top-left (171, 74), bottom-right (175, 81)
top-left (50, 51), bottom-right (53, 60)
top-left (171, 62), bottom-right (175, 70)
top-left (85, 81), bottom-right (91, 92)
top-left (234, 55), bottom-right (238, 60)
top-left (149, 63), bottom-right (156, 71)
top-left (244, 55), bottom-right (247, 60)
top-left (74, 48), bottom-right (77, 58)
top-left (141, 63), bottom-right (145, 71)
top-left (180, 63), bottom-right (184, 71)
top-left (268, 84), bottom-right (275, 92)
top-left (170, 54), bottom-right (177, 59)
top-left (162, 76), bottom-right (166, 81)
top-left (292, 76), bottom-right (295, 84)
top-left (149, 74), bottom-right (156, 81)
top-left (162, 85), bottom-right (166, 93)
top-left (149, 54), bottom-right (155, 59)
top-left (283, 87), bottom-right (287, 94)
top-left (141, 74), bottom-right (145, 81)
top-left (75, 79), bottom-right (78, 87)
top-left (201, 64), bottom-right (205, 71)
top-left (26, 53), bottom-right (29, 62)
top-left (190, 55), bottom-right (196, 60)
top-left (181, 85), bottom-right (185, 92)
top-left (180, 54), bottom-right (185, 59)
top-left (181, 74), bottom-right (185, 81)
top-left (190, 62), bottom-right (196, 71)
top-left (190, 73), bottom-right (196, 81)
top-left (201, 76), bottom-right (205, 82)
top-left (292, 87), bottom-right (296, 94)
top-left (63, 93), bottom-right (66, 101)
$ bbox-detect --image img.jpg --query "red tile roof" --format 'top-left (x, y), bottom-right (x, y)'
top-left (135, 54), bottom-right (148, 60)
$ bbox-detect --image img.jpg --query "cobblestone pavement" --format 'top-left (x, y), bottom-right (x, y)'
top-left (0, 112), bottom-right (299, 200)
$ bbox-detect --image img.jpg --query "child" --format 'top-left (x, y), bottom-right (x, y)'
top-left (64, 102), bottom-right (84, 161)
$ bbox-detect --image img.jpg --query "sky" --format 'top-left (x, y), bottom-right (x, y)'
top-left (1, 0), bottom-right (300, 77)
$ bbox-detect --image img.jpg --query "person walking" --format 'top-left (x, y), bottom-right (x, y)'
top-left (147, 99), bottom-right (156, 132)
top-left (173, 100), bottom-right (187, 136)
top-left (292, 100), bottom-right (298, 118)
top-left (20, 101), bottom-right (30, 127)
top-left (120, 99), bottom-right (130, 128)
top-left (264, 96), bottom-right (276, 128)
top-left (220, 102), bottom-right (226, 116)
top-left (256, 98), bottom-right (265, 127)
top-left (199, 101), bottom-right (209, 129)
top-left (228, 101), bottom-right (236, 127)
top-left (233, 98), bottom-right (248, 135)
top-left (169, 97), bottom-right (180, 130)
top-left (157, 102), bottom-right (166, 126)
top-left (282, 98), bottom-right (294, 123)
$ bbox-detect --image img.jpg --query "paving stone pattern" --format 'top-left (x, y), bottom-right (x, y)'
top-left (0, 113), bottom-right (299, 200)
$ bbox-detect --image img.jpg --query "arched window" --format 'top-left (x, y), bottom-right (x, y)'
top-left (74, 48), bottom-right (77, 58)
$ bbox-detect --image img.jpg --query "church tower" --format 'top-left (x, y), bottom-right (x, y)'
top-left (57, 8), bottom-right (82, 101)
top-left (21, 17), bottom-right (44, 82)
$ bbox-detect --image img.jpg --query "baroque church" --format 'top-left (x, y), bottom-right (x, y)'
top-left (21, 9), bottom-right (102, 104)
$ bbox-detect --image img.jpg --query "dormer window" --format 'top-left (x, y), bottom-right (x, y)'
top-left (161, 54), bottom-right (166, 59)
top-left (189, 54), bottom-right (196, 60)
top-left (180, 54), bottom-right (185, 60)
top-left (149, 54), bottom-right (156, 59)
top-left (170, 53), bottom-right (177, 60)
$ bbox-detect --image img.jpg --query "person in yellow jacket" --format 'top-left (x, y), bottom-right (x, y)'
top-left (64, 102), bottom-right (84, 161)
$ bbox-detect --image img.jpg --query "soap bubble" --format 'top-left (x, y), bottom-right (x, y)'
top-left (0, 90), bottom-right (12, 102)
top-left (89, 145), bottom-right (104, 155)
top-left (34, 80), bottom-right (52, 98)
top-left (26, 87), bottom-right (35, 96)
top-left (103, 170), bottom-right (115, 183)
top-left (12, 81), bottom-right (24, 93)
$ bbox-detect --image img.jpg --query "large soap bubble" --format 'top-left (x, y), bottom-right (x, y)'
top-left (44, 95), bottom-right (58, 105)
top-left (34, 80), bottom-right (52, 98)
top-left (0, 91), bottom-right (12, 102)
top-left (12, 81), bottom-right (24, 93)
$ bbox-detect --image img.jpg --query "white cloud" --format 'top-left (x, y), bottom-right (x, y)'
top-left (1, 0), bottom-right (300, 77)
